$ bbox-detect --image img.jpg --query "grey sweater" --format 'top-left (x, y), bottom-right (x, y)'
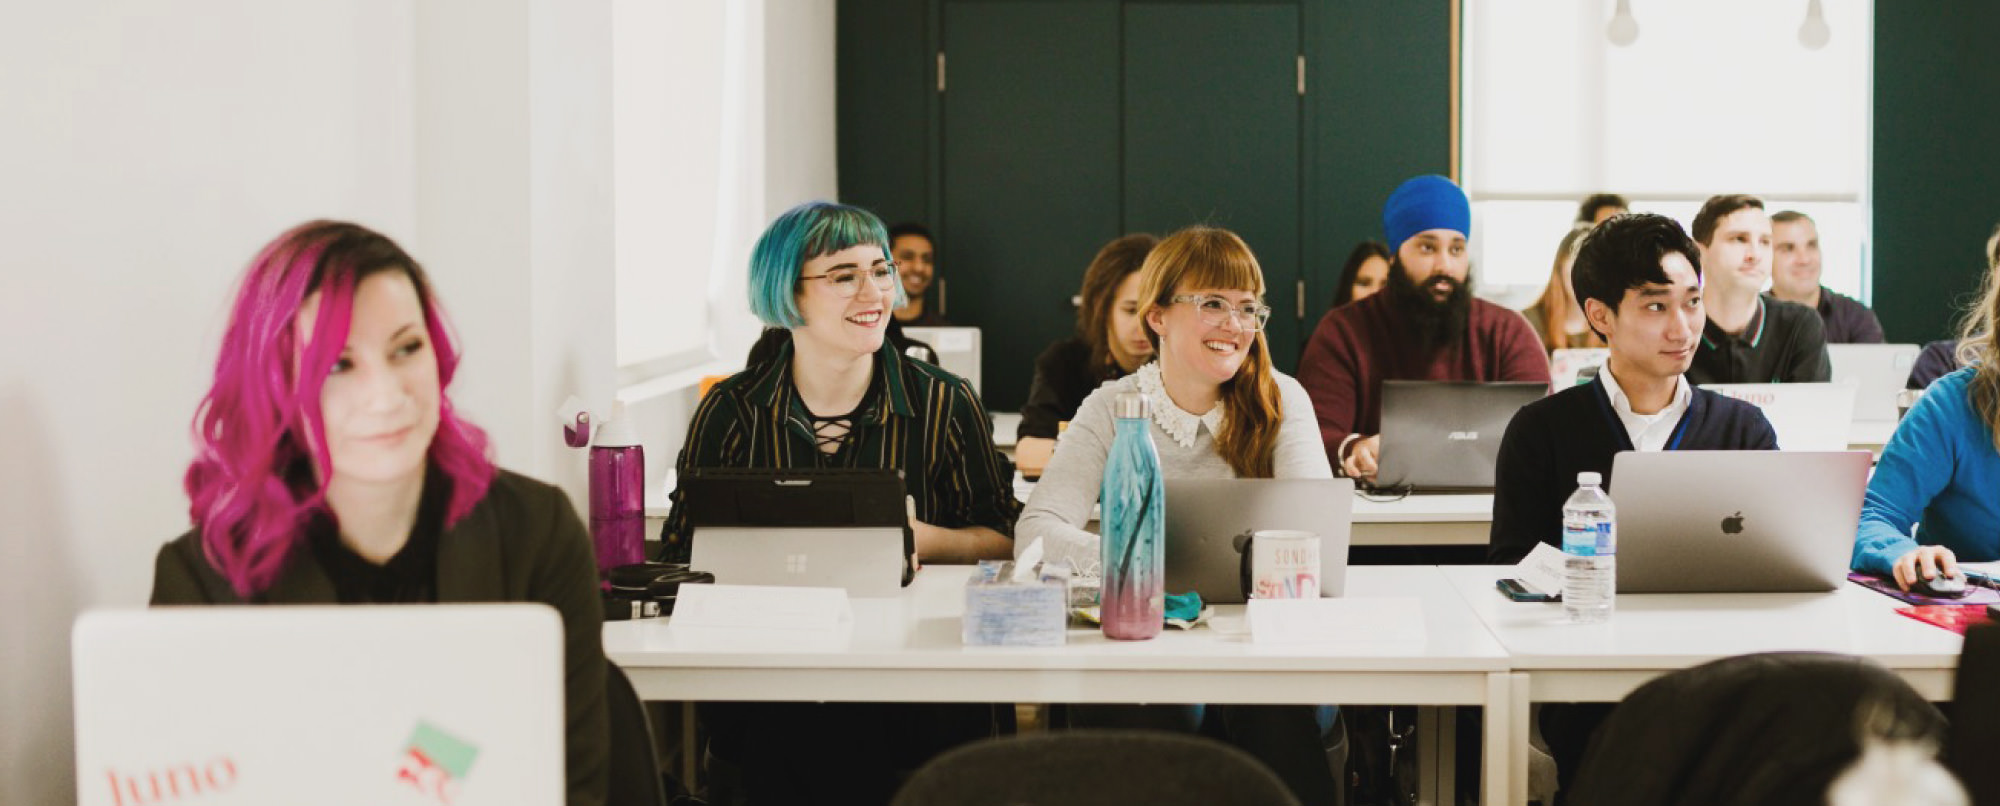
top-left (1016, 363), bottom-right (1334, 570)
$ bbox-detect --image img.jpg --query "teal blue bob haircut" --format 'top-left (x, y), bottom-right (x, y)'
top-left (748, 201), bottom-right (905, 328)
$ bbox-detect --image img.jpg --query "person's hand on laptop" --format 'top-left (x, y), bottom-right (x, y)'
top-left (1340, 435), bottom-right (1381, 482)
top-left (1894, 545), bottom-right (1959, 592)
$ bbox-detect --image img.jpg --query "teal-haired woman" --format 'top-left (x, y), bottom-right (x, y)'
top-left (661, 201), bottom-right (1020, 804)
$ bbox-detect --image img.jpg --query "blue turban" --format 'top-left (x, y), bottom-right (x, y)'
top-left (1382, 174), bottom-right (1471, 250)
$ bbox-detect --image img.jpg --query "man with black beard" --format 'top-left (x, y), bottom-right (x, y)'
top-left (1298, 175), bottom-right (1549, 482)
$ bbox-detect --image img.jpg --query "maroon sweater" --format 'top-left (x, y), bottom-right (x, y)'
top-left (1298, 291), bottom-right (1551, 467)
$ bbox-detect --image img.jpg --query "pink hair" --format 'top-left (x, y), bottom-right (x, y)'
top-left (185, 220), bottom-right (494, 598)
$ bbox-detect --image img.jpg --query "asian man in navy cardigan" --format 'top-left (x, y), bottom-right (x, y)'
top-left (1486, 212), bottom-right (1782, 803)
top-left (1488, 213), bottom-right (1778, 566)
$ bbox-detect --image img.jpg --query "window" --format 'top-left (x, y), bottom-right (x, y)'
top-left (1462, 0), bottom-right (1872, 303)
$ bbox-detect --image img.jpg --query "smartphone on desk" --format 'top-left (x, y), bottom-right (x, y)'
top-left (1497, 578), bottom-right (1561, 603)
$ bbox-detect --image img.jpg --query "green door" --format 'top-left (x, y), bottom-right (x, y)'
top-left (1123, 2), bottom-right (1303, 372)
top-left (939, 0), bottom-right (1122, 412)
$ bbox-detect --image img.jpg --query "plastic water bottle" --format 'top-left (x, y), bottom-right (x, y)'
top-left (1562, 471), bottom-right (1616, 623)
top-left (1100, 391), bottom-right (1165, 640)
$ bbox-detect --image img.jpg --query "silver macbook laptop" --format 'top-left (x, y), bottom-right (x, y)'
top-left (73, 605), bottom-right (564, 806)
top-left (902, 326), bottom-right (981, 393)
top-left (1376, 381), bottom-right (1546, 492)
top-left (1699, 383), bottom-right (1858, 451)
top-left (1611, 450), bottom-right (1870, 593)
top-left (1162, 477), bottom-right (1355, 604)
top-left (1829, 343), bottom-right (1922, 423)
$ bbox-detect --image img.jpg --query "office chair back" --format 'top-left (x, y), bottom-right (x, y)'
top-left (1569, 651), bottom-right (1946, 806)
top-left (891, 729), bottom-right (1300, 806)
top-left (1950, 624), bottom-right (2000, 804)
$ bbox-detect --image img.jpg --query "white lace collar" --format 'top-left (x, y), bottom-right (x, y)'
top-left (1133, 362), bottom-right (1224, 449)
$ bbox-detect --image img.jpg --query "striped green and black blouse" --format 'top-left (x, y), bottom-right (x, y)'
top-left (659, 337), bottom-right (1022, 561)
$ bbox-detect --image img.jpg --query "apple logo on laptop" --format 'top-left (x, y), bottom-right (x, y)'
top-left (1720, 512), bottom-right (1745, 535)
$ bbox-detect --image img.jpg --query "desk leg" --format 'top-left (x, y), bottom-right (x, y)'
top-left (682, 701), bottom-right (699, 792)
top-left (1482, 673), bottom-right (1529, 806)
top-left (1415, 706), bottom-right (1450, 806)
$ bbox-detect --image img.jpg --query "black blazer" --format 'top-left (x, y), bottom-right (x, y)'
top-left (152, 469), bottom-right (609, 806)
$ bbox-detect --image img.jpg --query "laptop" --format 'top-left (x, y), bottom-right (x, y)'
top-left (73, 605), bottom-right (563, 806)
top-left (902, 326), bottom-right (981, 393)
top-left (1375, 381), bottom-right (1546, 492)
top-left (1611, 450), bottom-right (1871, 593)
top-left (1829, 343), bottom-right (1923, 423)
top-left (683, 468), bottom-right (912, 597)
top-left (1699, 383), bottom-right (1858, 451)
top-left (1162, 477), bottom-right (1355, 604)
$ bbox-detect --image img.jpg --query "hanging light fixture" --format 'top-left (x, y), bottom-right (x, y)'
top-left (1607, 0), bottom-right (1640, 47)
top-left (1798, 0), bottom-right (1831, 50)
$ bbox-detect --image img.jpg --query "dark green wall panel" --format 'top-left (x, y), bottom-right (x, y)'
top-left (1872, 3), bottom-right (2000, 343)
top-left (836, 0), bottom-right (933, 226)
top-left (939, 0), bottom-right (1123, 411)
top-left (1302, 1), bottom-right (1454, 338)
top-left (1123, 2), bottom-right (1303, 370)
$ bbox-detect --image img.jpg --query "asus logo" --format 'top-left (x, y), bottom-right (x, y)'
top-left (1447, 431), bottom-right (1479, 441)
top-left (785, 554), bottom-right (808, 573)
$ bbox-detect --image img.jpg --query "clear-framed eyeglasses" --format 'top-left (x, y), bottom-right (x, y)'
top-left (1170, 294), bottom-right (1272, 332)
top-left (800, 263), bottom-right (901, 299)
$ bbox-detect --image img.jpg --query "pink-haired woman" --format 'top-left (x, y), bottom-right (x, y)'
top-left (150, 221), bottom-right (608, 806)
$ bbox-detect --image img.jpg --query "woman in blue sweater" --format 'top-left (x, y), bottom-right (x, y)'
top-left (1853, 271), bottom-right (2000, 588)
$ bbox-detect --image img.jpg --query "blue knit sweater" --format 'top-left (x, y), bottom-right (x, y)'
top-left (1853, 367), bottom-right (2000, 576)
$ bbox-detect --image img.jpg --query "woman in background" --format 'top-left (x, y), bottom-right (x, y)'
top-left (1330, 239), bottom-right (1391, 310)
top-left (1015, 233), bottom-right (1159, 478)
top-left (662, 201), bottom-right (1019, 805)
top-left (1521, 223), bottom-right (1604, 354)
top-left (151, 220), bottom-right (608, 806)
top-left (1856, 235), bottom-right (2000, 591)
top-left (1017, 226), bottom-right (1338, 805)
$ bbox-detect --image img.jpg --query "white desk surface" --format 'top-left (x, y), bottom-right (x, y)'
top-left (1438, 566), bottom-right (1964, 702)
top-left (607, 565), bottom-right (1509, 704)
top-left (607, 564), bottom-right (1524, 805)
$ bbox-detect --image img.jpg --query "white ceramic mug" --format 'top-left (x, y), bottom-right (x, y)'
top-left (1248, 529), bottom-right (1320, 599)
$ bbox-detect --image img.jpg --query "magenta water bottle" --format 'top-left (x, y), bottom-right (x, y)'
top-left (588, 402), bottom-right (646, 576)
top-left (1100, 392), bottom-right (1165, 640)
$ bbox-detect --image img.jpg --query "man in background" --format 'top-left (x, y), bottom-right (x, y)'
top-left (1768, 210), bottom-right (1884, 343)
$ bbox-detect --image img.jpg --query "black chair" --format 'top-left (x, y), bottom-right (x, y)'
top-left (1949, 623), bottom-right (2000, 805)
top-left (1567, 651), bottom-right (1946, 806)
top-left (891, 729), bottom-right (1301, 806)
top-left (606, 661), bottom-right (670, 806)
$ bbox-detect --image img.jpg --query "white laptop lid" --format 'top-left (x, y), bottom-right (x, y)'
top-left (1610, 451), bottom-right (1870, 593)
top-left (1161, 478), bottom-right (1355, 604)
top-left (1700, 382), bottom-right (1858, 450)
top-left (73, 605), bottom-right (563, 806)
top-left (1828, 343), bottom-right (1922, 422)
top-left (692, 526), bottom-right (906, 597)
top-left (901, 326), bottom-right (981, 393)
top-left (1549, 348), bottom-right (1610, 390)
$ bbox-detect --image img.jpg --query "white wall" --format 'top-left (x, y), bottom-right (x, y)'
top-left (621, 0), bottom-right (840, 491)
top-left (0, 1), bottom-right (834, 802)
top-left (0, 4), bottom-right (416, 803)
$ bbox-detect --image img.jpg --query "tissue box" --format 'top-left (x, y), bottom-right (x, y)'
top-left (963, 561), bottom-right (1067, 646)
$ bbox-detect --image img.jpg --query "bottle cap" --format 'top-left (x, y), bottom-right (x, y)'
top-left (1112, 391), bottom-right (1151, 419)
top-left (1577, 471), bottom-right (1601, 486)
top-left (595, 401), bottom-right (642, 449)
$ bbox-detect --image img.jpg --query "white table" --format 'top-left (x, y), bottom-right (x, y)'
top-left (1351, 493), bottom-right (1493, 546)
top-left (606, 565), bottom-right (1523, 806)
top-left (1439, 566), bottom-right (1965, 805)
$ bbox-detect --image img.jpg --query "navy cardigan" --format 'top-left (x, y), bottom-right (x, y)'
top-left (1487, 378), bottom-right (1779, 565)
